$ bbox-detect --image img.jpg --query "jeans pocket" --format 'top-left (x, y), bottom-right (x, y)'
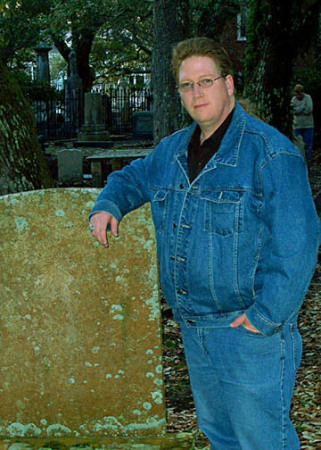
top-left (240, 323), bottom-right (264, 337)
top-left (290, 323), bottom-right (302, 371)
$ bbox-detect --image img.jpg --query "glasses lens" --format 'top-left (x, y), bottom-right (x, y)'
top-left (179, 82), bottom-right (192, 92)
top-left (199, 78), bottom-right (214, 88)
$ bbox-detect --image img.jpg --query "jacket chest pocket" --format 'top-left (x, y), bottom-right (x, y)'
top-left (202, 193), bottom-right (241, 236)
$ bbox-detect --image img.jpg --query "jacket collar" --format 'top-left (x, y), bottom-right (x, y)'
top-left (176, 101), bottom-right (246, 169)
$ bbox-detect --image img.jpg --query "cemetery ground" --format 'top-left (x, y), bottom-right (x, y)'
top-left (44, 140), bottom-right (321, 449)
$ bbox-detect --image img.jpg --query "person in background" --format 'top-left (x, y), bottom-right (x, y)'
top-left (291, 83), bottom-right (314, 163)
top-left (88, 37), bottom-right (320, 449)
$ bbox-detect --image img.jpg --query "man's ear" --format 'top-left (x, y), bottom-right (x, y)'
top-left (224, 74), bottom-right (235, 97)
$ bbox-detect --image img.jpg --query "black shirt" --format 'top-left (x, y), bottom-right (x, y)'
top-left (187, 108), bottom-right (235, 183)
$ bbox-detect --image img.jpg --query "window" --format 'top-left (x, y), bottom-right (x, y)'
top-left (237, 13), bottom-right (247, 41)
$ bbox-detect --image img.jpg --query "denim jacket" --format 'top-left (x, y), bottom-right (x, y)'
top-left (90, 102), bottom-right (320, 336)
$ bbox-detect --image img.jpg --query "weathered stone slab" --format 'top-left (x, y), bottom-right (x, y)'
top-left (57, 149), bottom-right (83, 185)
top-left (0, 189), bottom-right (165, 441)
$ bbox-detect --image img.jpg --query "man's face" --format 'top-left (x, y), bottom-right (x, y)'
top-left (295, 91), bottom-right (304, 100)
top-left (178, 56), bottom-right (235, 135)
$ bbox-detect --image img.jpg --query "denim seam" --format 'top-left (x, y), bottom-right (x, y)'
top-left (251, 305), bottom-right (281, 328)
top-left (290, 323), bottom-right (300, 372)
top-left (197, 327), bottom-right (210, 360)
top-left (174, 190), bottom-right (195, 315)
top-left (251, 224), bottom-right (264, 298)
top-left (208, 229), bottom-right (221, 310)
top-left (233, 201), bottom-right (246, 308)
top-left (280, 331), bottom-right (286, 449)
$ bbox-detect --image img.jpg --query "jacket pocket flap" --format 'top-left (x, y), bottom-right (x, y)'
top-left (152, 189), bottom-right (168, 202)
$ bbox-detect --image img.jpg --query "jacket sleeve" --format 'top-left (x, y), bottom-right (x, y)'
top-left (88, 154), bottom-right (152, 223)
top-left (246, 151), bottom-right (320, 335)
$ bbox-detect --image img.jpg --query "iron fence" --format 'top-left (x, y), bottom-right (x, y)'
top-left (33, 95), bottom-right (84, 140)
top-left (32, 88), bottom-right (152, 141)
top-left (105, 87), bottom-right (153, 135)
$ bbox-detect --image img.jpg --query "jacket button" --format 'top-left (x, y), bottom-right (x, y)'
top-left (177, 289), bottom-right (187, 295)
top-left (179, 183), bottom-right (184, 189)
top-left (173, 223), bottom-right (177, 228)
top-left (170, 256), bottom-right (175, 260)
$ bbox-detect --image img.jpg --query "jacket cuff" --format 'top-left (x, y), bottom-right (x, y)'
top-left (88, 199), bottom-right (122, 224)
top-left (245, 304), bottom-right (282, 336)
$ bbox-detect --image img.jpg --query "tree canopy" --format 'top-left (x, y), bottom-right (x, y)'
top-left (1, 0), bottom-right (321, 138)
top-left (0, 0), bottom-right (154, 91)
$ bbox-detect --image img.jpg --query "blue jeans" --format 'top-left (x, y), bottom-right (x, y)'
top-left (180, 321), bottom-right (302, 449)
top-left (294, 128), bottom-right (314, 162)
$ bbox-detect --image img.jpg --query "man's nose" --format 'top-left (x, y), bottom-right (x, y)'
top-left (192, 83), bottom-right (204, 97)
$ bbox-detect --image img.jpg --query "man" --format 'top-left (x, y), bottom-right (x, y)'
top-left (89, 38), bottom-right (320, 449)
top-left (290, 83), bottom-right (314, 163)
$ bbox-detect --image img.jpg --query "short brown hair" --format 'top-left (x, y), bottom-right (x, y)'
top-left (172, 37), bottom-right (234, 82)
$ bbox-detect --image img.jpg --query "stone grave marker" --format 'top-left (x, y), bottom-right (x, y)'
top-left (78, 93), bottom-right (110, 142)
top-left (57, 149), bottom-right (83, 185)
top-left (132, 112), bottom-right (153, 139)
top-left (0, 188), bottom-right (193, 449)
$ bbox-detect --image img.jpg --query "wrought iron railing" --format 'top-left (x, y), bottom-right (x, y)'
top-left (32, 88), bottom-right (152, 141)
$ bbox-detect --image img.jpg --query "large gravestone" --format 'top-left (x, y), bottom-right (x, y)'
top-left (65, 50), bottom-right (83, 137)
top-left (78, 93), bottom-right (110, 142)
top-left (0, 189), bottom-right (193, 449)
top-left (33, 43), bottom-right (52, 83)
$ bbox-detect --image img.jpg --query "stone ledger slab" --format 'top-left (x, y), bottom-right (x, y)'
top-left (0, 189), bottom-right (165, 441)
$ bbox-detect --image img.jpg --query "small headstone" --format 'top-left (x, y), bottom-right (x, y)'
top-left (57, 149), bottom-right (83, 185)
top-left (132, 111), bottom-right (153, 139)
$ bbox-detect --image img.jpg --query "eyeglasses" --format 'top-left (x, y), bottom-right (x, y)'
top-left (178, 75), bottom-right (224, 93)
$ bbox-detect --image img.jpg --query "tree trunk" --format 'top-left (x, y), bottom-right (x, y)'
top-left (53, 28), bottom-right (96, 93)
top-left (244, 1), bottom-right (293, 134)
top-left (0, 61), bottom-right (54, 195)
top-left (152, 0), bottom-right (189, 144)
top-left (244, 0), bottom-right (321, 136)
top-left (73, 27), bottom-right (96, 93)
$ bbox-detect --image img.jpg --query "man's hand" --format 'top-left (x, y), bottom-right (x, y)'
top-left (230, 313), bottom-right (260, 333)
top-left (89, 211), bottom-right (118, 248)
